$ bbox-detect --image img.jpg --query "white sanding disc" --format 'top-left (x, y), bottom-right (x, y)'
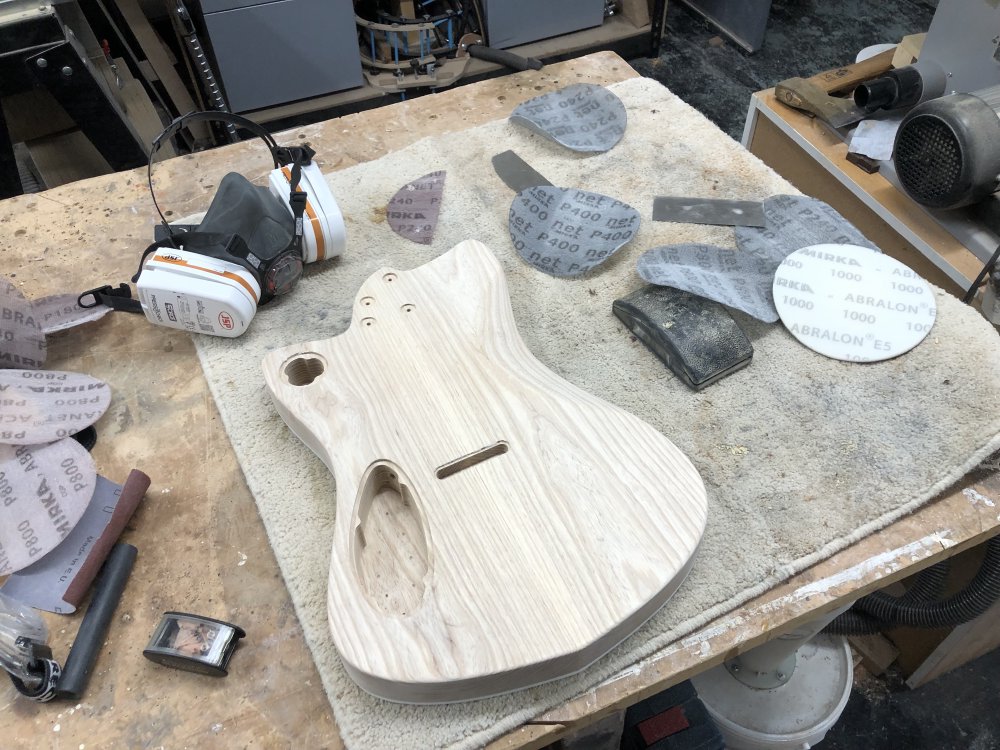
top-left (33, 293), bottom-right (111, 334)
top-left (0, 369), bottom-right (112, 445)
top-left (0, 438), bottom-right (96, 575)
top-left (773, 244), bottom-right (936, 362)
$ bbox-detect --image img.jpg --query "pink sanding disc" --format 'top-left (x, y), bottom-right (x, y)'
top-left (0, 277), bottom-right (46, 369)
top-left (0, 369), bottom-right (112, 445)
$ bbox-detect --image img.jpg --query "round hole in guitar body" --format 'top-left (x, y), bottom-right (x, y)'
top-left (283, 355), bottom-right (325, 386)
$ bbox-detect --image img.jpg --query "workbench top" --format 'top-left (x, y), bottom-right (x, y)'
top-left (1, 52), bottom-right (998, 749)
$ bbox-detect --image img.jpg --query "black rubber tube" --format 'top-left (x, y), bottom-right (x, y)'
top-left (826, 537), bottom-right (1000, 634)
top-left (56, 543), bottom-right (137, 699)
top-left (466, 44), bottom-right (543, 71)
top-left (858, 537), bottom-right (1000, 628)
top-left (825, 561), bottom-right (950, 634)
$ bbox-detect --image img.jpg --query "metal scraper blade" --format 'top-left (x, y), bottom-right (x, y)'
top-left (653, 197), bottom-right (766, 227)
top-left (492, 150), bottom-right (552, 194)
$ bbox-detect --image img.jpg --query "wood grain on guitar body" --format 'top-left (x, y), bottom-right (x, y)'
top-left (262, 240), bottom-right (708, 703)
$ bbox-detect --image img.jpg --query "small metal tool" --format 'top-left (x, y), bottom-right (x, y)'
top-left (653, 197), bottom-right (766, 227)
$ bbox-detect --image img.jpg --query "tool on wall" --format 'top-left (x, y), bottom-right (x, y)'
top-left (77, 111), bottom-right (345, 338)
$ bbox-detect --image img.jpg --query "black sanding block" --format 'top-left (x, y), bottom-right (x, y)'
top-left (613, 285), bottom-right (753, 390)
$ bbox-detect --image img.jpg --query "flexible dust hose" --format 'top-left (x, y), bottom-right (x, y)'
top-left (466, 44), bottom-right (543, 71)
top-left (826, 537), bottom-right (1000, 633)
top-left (824, 561), bottom-right (951, 635)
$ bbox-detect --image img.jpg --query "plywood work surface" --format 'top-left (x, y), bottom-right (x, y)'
top-left (0, 53), bottom-right (998, 748)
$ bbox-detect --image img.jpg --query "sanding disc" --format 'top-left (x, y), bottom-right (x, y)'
top-left (510, 83), bottom-right (627, 153)
top-left (387, 171), bottom-right (446, 245)
top-left (637, 244), bottom-right (780, 322)
top-left (0, 369), bottom-right (112, 445)
top-left (736, 195), bottom-right (880, 265)
top-left (509, 186), bottom-right (639, 277)
top-left (773, 243), bottom-right (936, 362)
top-left (0, 438), bottom-right (96, 575)
top-left (0, 277), bottom-right (46, 369)
top-left (33, 293), bottom-right (111, 334)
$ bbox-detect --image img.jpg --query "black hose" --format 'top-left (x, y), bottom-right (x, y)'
top-left (824, 561), bottom-right (950, 634)
top-left (825, 537), bottom-right (1000, 634)
top-left (467, 44), bottom-right (543, 71)
top-left (825, 609), bottom-right (883, 635)
top-left (860, 537), bottom-right (1000, 628)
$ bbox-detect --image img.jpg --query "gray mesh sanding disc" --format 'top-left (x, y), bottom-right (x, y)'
top-left (509, 186), bottom-right (640, 277)
top-left (637, 243), bottom-right (780, 322)
top-left (387, 171), bottom-right (446, 245)
top-left (736, 194), bottom-right (880, 265)
top-left (0, 369), bottom-right (112, 445)
top-left (0, 277), bottom-right (46, 369)
top-left (33, 293), bottom-right (111, 334)
top-left (510, 83), bottom-right (627, 153)
top-left (0, 438), bottom-right (96, 575)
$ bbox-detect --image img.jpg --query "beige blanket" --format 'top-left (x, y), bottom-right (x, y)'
top-left (194, 77), bottom-right (1000, 749)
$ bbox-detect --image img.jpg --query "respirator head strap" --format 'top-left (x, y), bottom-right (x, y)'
top-left (147, 111), bottom-right (286, 242)
top-left (275, 144), bottom-right (315, 261)
top-left (77, 283), bottom-right (143, 314)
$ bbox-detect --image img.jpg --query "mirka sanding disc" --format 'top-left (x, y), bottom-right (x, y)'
top-left (32, 293), bottom-right (112, 334)
top-left (510, 83), bottom-right (627, 153)
top-left (0, 277), bottom-right (46, 369)
top-left (0, 369), bottom-right (112, 445)
top-left (387, 171), bottom-right (446, 246)
top-left (509, 186), bottom-right (639, 277)
top-left (0, 438), bottom-right (96, 575)
top-left (773, 243), bottom-right (936, 362)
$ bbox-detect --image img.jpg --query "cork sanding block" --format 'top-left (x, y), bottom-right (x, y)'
top-left (261, 239), bottom-right (708, 703)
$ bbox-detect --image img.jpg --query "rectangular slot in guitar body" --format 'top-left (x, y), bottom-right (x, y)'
top-left (436, 441), bottom-right (509, 479)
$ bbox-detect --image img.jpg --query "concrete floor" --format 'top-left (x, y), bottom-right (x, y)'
top-left (624, 3), bottom-right (1000, 749)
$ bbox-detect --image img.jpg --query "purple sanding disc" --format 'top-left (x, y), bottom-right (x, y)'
top-left (387, 171), bottom-right (446, 245)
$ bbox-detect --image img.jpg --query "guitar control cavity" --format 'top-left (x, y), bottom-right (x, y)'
top-left (352, 462), bottom-right (430, 617)
top-left (282, 354), bottom-right (326, 386)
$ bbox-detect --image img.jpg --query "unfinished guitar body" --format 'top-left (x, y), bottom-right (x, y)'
top-left (262, 240), bottom-right (708, 703)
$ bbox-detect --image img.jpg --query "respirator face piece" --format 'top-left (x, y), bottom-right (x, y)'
top-left (175, 172), bottom-right (304, 300)
top-left (80, 110), bottom-right (346, 338)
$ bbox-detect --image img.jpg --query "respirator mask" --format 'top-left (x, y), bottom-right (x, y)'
top-left (79, 111), bottom-right (345, 337)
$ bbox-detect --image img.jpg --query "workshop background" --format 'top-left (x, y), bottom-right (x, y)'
top-left (4, 0), bottom-right (999, 748)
